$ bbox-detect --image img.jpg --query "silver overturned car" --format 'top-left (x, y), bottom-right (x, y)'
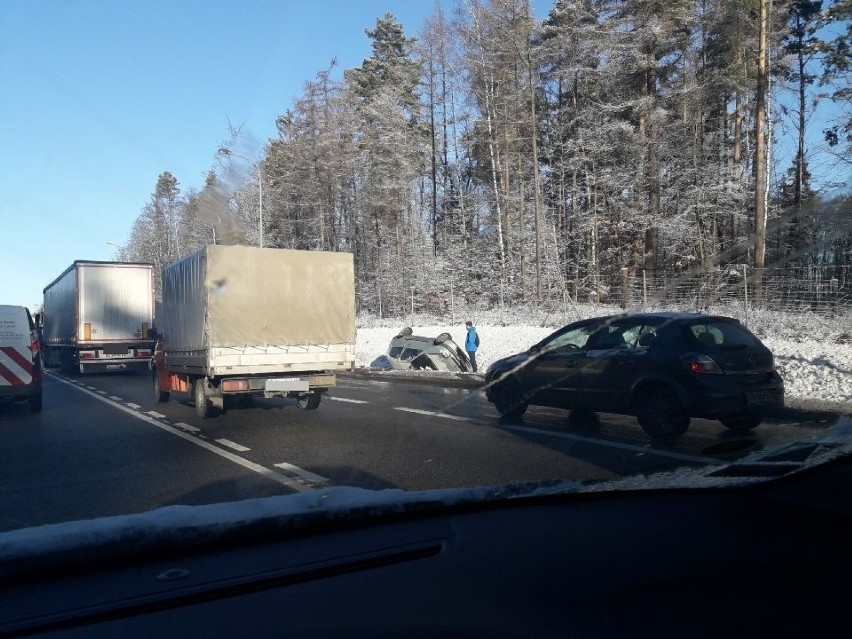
top-left (370, 327), bottom-right (473, 373)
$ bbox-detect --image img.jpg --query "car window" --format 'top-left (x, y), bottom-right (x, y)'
top-left (400, 347), bottom-right (422, 361)
top-left (388, 346), bottom-right (403, 358)
top-left (687, 321), bottom-right (761, 349)
top-left (540, 325), bottom-right (596, 352)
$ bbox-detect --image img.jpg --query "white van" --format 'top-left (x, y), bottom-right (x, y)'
top-left (0, 305), bottom-right (43, 412)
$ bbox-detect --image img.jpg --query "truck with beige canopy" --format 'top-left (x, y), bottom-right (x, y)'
top-left (152, 245), bottom-right (356, 418)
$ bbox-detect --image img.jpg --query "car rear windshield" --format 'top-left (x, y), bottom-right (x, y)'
top-left (684, 320), bottom-right (763, 350)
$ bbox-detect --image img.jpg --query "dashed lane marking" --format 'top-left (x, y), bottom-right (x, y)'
top-left (394, 407), bottom-right (469, 421)
top-left (274, 462), bottom-right (330, 486)
top-left (216, 438), bottom-right (250, 452)
top-left (328, 396), bottom-right (369, 404)
top-left (109, 395), bottom-right (123, 401)
top-left (145, 411), bottom-right (167, 419)
top-left (49, 373), bottom-right (313, 492)
top-left (499, 422), bottom-right (724, 466)
top-left (175, 422), bottom-right (200, 432)
top-left (96, 390), bottom-right (107, 395)
top-left (125, 402), bottom-right (141, 410)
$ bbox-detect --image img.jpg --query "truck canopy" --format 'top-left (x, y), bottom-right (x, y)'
top-left (162, 245), bottom-right (356, 352)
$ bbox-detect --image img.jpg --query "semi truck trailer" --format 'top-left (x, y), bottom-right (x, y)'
top-left (42, 261), bottom-right (156, 374)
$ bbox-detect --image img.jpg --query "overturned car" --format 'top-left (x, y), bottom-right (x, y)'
top-left (370, 327), bottom-right (473, 373)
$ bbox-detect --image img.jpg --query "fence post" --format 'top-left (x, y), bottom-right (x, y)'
top-left (743, 265), bottom-right (749, 327)
top-left (642, 270), bottom-right (647, 307)
top-left (450, 278), bottom-right (455, 326)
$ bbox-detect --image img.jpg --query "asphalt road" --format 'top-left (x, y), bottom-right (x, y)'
top-left (0, 369), bottom-right (841, 533)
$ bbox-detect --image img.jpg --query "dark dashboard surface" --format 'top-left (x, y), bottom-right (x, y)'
top-left (3, 457), bottom-right (852, 638)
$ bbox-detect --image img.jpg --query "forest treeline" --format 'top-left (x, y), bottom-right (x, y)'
top-left (120, 0), bottom-right (851, 314)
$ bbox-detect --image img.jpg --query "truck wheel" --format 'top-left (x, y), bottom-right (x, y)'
top-left (194, 379), bottom-right (215, 418)
top-left (296, 393), bottom-right (321, 410)
top-left (153, 370), bottom-right (170, 403)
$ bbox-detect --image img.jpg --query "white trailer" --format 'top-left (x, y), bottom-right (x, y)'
top-left (153, 245), bottom-right (356, 417)
top-left (42, 261), bottom-right (156, 374)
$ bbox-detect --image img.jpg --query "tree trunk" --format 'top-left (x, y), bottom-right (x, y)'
top-left (753, 0), bottom-right (770, 299)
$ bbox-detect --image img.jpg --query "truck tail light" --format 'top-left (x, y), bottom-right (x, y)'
top-left (137, 349), bottom-right (152, 358)
top-left (84, 323), bottom-right (92, 340)
top-left (142, 323), bottom-right (149, 338)
top-left (79, 351), bottom-right (96, 360)
top-left (222, 379), bottom-right (249, 392)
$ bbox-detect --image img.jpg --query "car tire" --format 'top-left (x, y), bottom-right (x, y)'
top-left (153, 370), bottom-right (170, 403)
top-left (434, 332), bottom-right (452, 345)
top-left (194, 378), bottom-right (215, 419)
top-left (720, 414), bottom-right (763, 431)
top-left (297, 393), bottom-right (321, 410)
top-left (28, 391), bottom-right (42, 413)
top-left (492, 379), bottom-right (528, 419)
top-left (635, 388), bottom-right (690, 438)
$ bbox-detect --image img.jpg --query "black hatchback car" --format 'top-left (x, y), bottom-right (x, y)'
top-left (484, 313), bottom-right (784, 438)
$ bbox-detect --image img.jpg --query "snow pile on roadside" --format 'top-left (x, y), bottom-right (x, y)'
top-left (769, 339), bottom-right (852, 404)
top-left (355, 324), bottom-right (852, 405)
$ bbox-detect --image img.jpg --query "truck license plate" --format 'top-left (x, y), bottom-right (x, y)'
top-left (266, 378), bottom-right (309, 392)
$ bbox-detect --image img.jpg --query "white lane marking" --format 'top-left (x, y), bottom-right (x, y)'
top-left (126, 402), bottom-right (141, 410)
top-left (328, 396), bottom-right (369, 404)
top-left (500, 423), bottom-right (724, 466)
top-left (175, 422), bottom-right (200, 432)
top-left (49, 373), bottom-right (311, 492)
top-left (216, 438), bottom-right (250, 452)
top-left (394, 407), bottom-right (469, 421)
top-left (109, 395), bottom-right (123, 401)
top-left (85, 385), bottom-right (97, 390)
top-left (145, 411), bottom-right (166, 419)
top-left (274, 462), bottom-right (329, 484)
top-left (393, 396), bottom-right (719, 466)
top-left (96, 390), bottom-right (107, 395)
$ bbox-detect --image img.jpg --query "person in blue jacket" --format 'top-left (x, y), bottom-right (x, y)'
top-left (464, 320), bottom-right (480, 373)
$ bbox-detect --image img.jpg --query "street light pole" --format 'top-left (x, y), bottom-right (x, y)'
top-left (218, 148), bottom-right (263, 248)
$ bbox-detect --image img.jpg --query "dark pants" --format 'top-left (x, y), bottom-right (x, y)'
top-left (467, 351), bottom-right (477, 373)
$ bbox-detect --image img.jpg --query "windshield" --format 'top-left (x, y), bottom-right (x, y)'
top-left (1, 0), bottom-right (850, 560)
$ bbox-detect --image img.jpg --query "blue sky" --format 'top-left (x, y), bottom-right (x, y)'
top-left (0, 0), bottom-right (447, 309)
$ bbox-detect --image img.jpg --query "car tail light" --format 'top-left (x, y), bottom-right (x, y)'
top-left (79, 351), bottom-right (96, 360)
top-left (680, 353), bottom-right (723, 374)
top-left (222, 379), bottom-right (249, 391)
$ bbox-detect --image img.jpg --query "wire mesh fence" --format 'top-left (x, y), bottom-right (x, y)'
top-left (618, 266), bottom-right (851, 314)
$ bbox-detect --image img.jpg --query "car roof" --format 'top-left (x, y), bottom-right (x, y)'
top-left (591, 311), bottom-right (717, 322)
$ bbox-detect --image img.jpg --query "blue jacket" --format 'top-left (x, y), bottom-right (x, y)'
top-left (465, 326), bottom-right (479, 352)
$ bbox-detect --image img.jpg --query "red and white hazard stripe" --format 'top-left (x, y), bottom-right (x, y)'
top-left (0, 346), bottom-right (34, 387)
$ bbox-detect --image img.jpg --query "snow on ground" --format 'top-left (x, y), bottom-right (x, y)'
top-left (354, 320), bottom-right (852, 405)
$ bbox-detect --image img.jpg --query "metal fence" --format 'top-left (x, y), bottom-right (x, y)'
top-left (611, 266), bottom-right (852, 314)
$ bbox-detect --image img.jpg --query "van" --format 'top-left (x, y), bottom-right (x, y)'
top-left (0, 305), bottom-right (43, 412)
